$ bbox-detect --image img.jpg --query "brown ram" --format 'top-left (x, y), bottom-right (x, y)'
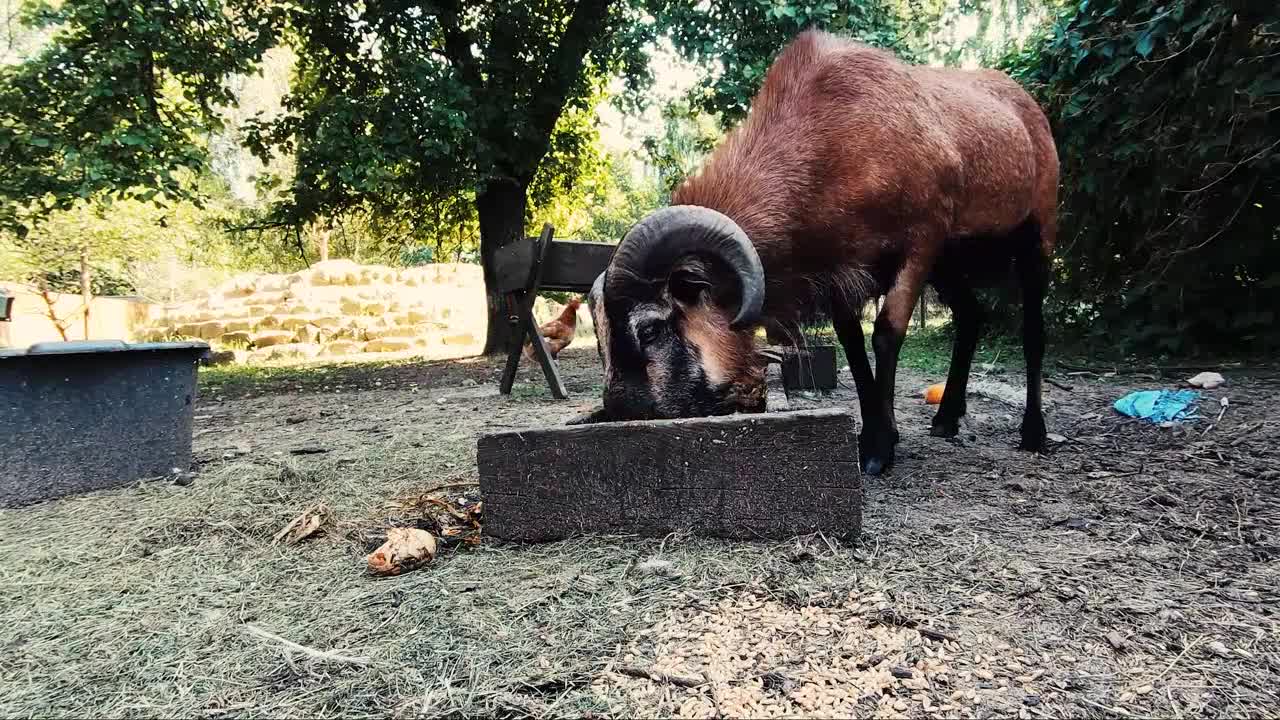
top-left (572, 29), bottom-right (1060, 475)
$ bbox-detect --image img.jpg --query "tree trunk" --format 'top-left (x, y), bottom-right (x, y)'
top-left (80, 246), bottom-right (91, 340)
top-left (477, 177), bottom-right (529, 355)
top-left (317, 227), bottom-right (330, 262)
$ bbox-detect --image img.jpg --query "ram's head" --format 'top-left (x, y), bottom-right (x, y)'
top-left (570, 206), bottom-right (772, 425)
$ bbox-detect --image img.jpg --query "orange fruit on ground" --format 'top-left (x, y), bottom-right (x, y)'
top-left (923, 382), bottom-right (945, 404)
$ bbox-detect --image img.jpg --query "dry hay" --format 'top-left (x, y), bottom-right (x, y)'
top-left (2, 347), bottom-right (1278, 718)
top-left (597, 590), bottom-right (1012, 719)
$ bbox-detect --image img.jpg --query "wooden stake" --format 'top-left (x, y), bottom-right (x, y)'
top-left (80, 245), bottom-right (91, 340)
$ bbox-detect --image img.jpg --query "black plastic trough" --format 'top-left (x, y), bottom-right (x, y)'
top-left (781, 345), bottom-right (838, 392)
top-left (0, 340), bottom-right (210, 507)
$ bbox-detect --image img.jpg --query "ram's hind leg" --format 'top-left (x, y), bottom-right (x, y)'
top-left (1014, 219), bottom-right (1049, 452)
top-left (929, 271), bottom-right (984, 438)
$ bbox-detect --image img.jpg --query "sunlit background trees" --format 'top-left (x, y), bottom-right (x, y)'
top-left (1, 0), bottom-right (1275, 353)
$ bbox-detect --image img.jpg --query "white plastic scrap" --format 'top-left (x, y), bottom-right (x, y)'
top-left (1188, 371), bottom-right (1226, 389)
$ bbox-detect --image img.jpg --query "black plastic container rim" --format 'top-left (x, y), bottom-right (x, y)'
top-left (0, 340), bottom-right (210, 360)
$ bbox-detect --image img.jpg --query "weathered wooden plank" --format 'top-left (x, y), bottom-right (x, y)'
top-left (476, 409), bottom-right (861, 542)
top-left (540, 240), bottom-right (615, 291)
top-left (493, 237), bottom-right (614, 294)
top-left (493, 238), bottom-right (538, 294)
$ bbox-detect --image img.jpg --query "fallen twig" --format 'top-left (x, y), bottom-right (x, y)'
top-left (615, 665), bottom-right (704, 688)
top-left (418, 480), bottom-right (480, 495)
top-left (423, 496), bottom-right (475, 522)
top-left (1046, 378), bottom-right (1074, 392)
top-left (918, 626), bottom-right (961, 644)
top-left (703, 668), bottom-right (728, 719)
top-left (244, 624), bottom-right (371, 665)
top-left (1078, 696), bottom-right (1136, 717)
top-left (272, 503), bottom-right (331, 545)
top-left (871, 608), bottom-right (960, 644)
top-left (1229, 422), bottom-right (1266, 447)
top-left (1152, 634), bottom-right (1204, 684)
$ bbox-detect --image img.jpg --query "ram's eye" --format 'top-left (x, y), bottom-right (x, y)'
top-left (636, 319), bottom-right (663, 346)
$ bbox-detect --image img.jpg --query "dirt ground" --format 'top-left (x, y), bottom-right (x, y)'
top-left (1, 345), bottom-right (1278, 718)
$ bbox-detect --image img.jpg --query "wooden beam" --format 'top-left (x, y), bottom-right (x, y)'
top-left (492, 238), bottom-right (538, 294)
top-left (521, 225), bottom-right (567, 399)
top-left (498, 291), bottom-right (523, 396)
top-left (494, 237), bottom-right (613, 294)
top-left (540, 241), bottom-right (615, 291)
top-left (498, 224), bottom-right (567, 399)
top-left (477, 409), bottom-right (861, 542)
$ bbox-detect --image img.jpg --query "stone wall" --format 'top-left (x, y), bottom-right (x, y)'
top-left (141, 259), bottom-right (593, 364)
top-left (143, 260), bottom-right (489, 363)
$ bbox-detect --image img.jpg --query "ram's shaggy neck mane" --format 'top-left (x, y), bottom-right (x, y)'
top-left (669, 31), bottom-right (829, 278)
top-left (670, 130), bottom-right (809, 263)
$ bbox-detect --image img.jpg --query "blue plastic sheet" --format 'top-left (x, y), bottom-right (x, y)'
top-left (1113, 389), bottom-right (1201, 424)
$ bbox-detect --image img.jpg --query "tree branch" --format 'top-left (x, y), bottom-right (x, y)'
top-left (294, 225), bottom-right (310, 268)
top-left (422, 0), bottom-right (481, 90)
top-left (224, 219), bottom-right (295, 233)
top-left (141, 46), bottom-right (160, 120)
top-left (525, 0), bottom-right (612, 171)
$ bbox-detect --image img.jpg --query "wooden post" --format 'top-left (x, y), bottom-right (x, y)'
top-left (917, 292), bottom-right (927, 331)
top-left (80, 245), bottom-right (91, 340)
top-left (497, 224), bottom-right (567, 399)
top-left (765, 363), bottom-right (789, 412)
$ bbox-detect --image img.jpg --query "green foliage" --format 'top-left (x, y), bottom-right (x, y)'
top-left (642, 100), bottom-right (722, 198)
top-left (400, 247), bottom-right (435, 266)
top-left (1001, 0), bottom-right (1279, 352)
top-left (654, 0), bottom-right (912, 124)
top-left (901, 0), bottom-right (1052, 67)
top-left (0, 173), bottom-right (286, 300)
top-left (573, 153), bottom-right (662, 243)
top-left (0, 0), bottom-right (279, 236)
top-left (244, 0), bottom-right (658, 231)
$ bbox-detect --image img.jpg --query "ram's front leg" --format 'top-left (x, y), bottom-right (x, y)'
top-left (831, 299), bottom-right (880, 449)
top-left (864, 256), bottom-right (935, 475)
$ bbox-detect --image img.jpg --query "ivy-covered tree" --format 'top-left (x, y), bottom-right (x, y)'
top-left (246, 0), bottom-right (656, 353)
top-left (1003, 0), bottom-right (1279, 352)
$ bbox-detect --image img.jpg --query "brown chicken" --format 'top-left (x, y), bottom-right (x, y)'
top-left (523, 297), bottom-right (582, 361)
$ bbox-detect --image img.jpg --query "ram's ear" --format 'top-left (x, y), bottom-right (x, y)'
top-left (668, 259), bottom-right (714, 307)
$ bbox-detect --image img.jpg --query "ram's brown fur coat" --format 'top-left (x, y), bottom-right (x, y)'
top-left (672, 29), bottom-right (1059, 333)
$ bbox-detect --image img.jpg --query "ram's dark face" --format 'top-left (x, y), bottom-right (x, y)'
top-left (570, 206), bottom-right (769, 425)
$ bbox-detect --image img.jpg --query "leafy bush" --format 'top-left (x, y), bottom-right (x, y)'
top-left (1001, 0), bottom-right (1279, 353)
